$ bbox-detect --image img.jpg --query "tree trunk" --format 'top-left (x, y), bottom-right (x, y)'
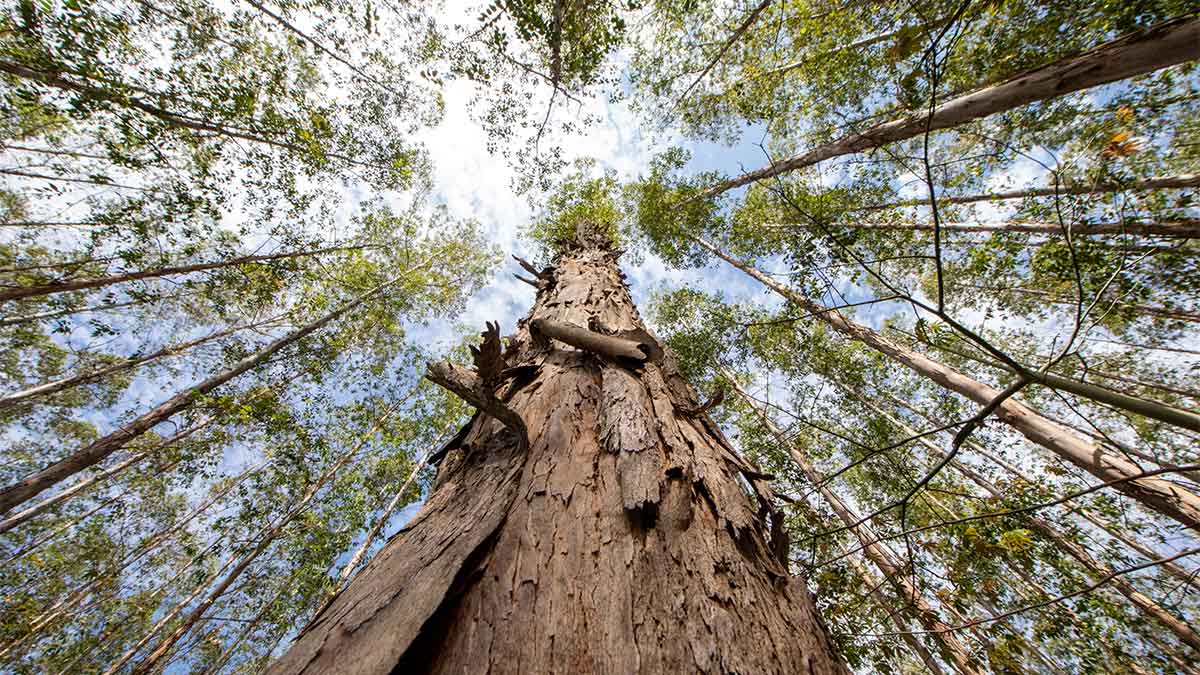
top-left (878, 388), bottom-right (1200, 593)
top-left (0, 245), bottom-right (355, 303)
top-left (701, 17), bottom-right (1200, 198)
top-left (129, 397), bottom-right (403, 674)
top-left (725, 373), bottom-right (983, 674)
top-left (0, 464), bottom-right (261, 659)
top-left (854, 391), bottom-right (1200, 653)
top-left (853, 173), bottom-right (1200, 211)
top-left (695, 235), bottom-right (1200, 531)
top-left (0, 420), bottom-right (210, 537)
top-left (0, 273), bottom-right (409, 514)
top-left (772, 218), bottom-right (1200, 238)
top-left (269, 226), bottom-right (848, 674)
top-left (307, 425), bottom-right (449, 624)
top-left (0, 317), bottom-right (278, 412)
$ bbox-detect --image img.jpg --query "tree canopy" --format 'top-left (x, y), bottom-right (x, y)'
top-left (1, 0), bottom-right (1198, 672)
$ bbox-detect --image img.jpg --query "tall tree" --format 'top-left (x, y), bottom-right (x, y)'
top-left (269, 222), bottom-right (849, 674)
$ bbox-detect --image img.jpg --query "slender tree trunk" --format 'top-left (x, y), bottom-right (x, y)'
top-left (855, 392), bottom-right (1200, 652)
top-left (879, 388), bottom-right (1200, 592)
top-left (773, 218), bottom-right (1200, 238)
top-left (0, 317), bottom-right (278, 412)
top-left (129, 399), bottom-right (403, 674)
top-left (696, 236), bottom-right (1200, 531)
top-left (104, 554), bottom-right (240, 675)
top-left (725, 373), bottom-right (983, 674)
top-left (0, 420), bottom-right (210, 537)
top-left (0, 464), bottom-right (261, 659)
top-left (200, 585), bottom-right (286, 675)
top-left (0, 245), bottom-right (356, 303)
top-left (854, 174), bottom-right (1200, 211)
top-left (807, 504), bottom-right (949, 675)
top-left (702, 17), bottom-right (1200, 197)
top-left (269, 226), bottom-right (848, 674)
top-left (0, 273), bottom-right (410, 514)
top-left (908, 335), bottom-right (1200, 433)
top-left (307, 425), bottom-right (449, 623)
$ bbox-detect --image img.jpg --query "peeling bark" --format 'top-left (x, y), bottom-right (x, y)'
top-left (270, 227), bottom-right (848, 674)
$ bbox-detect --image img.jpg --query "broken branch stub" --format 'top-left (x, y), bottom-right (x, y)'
top-left (425, 361), bottom-right (527, 448)
top-left (531, 318), bottom-right (649, 363)
top-left (469, 321), bottom-right (506, 385)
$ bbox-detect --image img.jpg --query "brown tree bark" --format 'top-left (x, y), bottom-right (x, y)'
top-left (269, 225), bottom-right (848, 674)
top-left (701, 18), bottom-right (1200, 198)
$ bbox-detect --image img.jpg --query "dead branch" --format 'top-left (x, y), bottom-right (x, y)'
top-left (531, 318), bottom-right (649, 362)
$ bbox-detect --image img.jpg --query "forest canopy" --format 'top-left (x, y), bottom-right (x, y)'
top-left (0, 0), bottom-right (1198, 673)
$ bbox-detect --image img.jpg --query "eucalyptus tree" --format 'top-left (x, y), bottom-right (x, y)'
top-left (650, 287), bottom-right (1200, 671)
top-left (270, 206), bottom-right (848, 671)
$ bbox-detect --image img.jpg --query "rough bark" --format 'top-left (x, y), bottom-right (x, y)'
top-left (702, 17), bottom-right (1200, 198)
top-left (853, 173), bottom-right (1200, 211)
top-left (696, 235), bottom-right (1200, 531)
top-left (269, 227), bottom-right (848, 674)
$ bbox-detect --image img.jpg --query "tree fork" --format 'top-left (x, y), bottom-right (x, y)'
top-left (269, 225), bottom-right (848, 674)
